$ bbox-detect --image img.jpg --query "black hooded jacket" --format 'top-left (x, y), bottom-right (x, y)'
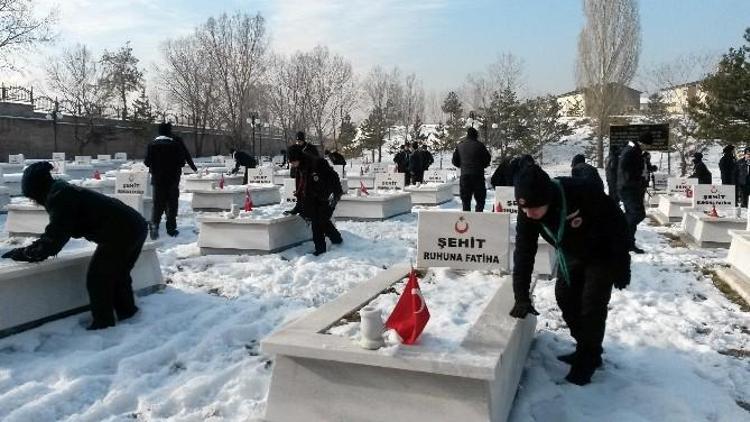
top-left (22, 180), bottom-right (147, 261)
top-left (452, 138), bottom-right (491, 176)
top-left (232, 150), bottom-right (258, 173)
top-left (719, 150), bottom-right (736, 185)
top-left (571, 163), bottom-right (605, 191)
top-left (690, 159), bottom-right (712, 184)
top-left (295, 157), bottom-right (343, 219)
top-left (145, 135), bottom-right (197, 185)
top-left (617, 143), bottom-right (645, 191)
top-left (513, 177), bottom-right (630, 302)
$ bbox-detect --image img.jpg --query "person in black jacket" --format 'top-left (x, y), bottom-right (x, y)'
top-left (719, 145), bottom-right (736, 186)
top-left (605, 149), bottom-right (621, 204)
top-left (490, 157), bottom-right (512, 188)
top-left (394, 144), bottom-right (412, 185)
top-left (452, 127), bottom-right (491, 211)
top-left (617, 133), bottom-right (652, 254)
top-left (144, 122), bottom-right (197, 239)
top-left (229, 148), bottom-right (258, 184)
top-left (290, 131), bottom-right (319, 179)
top-left (510, 164), bottom-right (630, 385)
top-left (284, 145), bottom-right (343, 256)
top-left (689, 152), bottom-right (712, 184)
top-left (2, 162), bottom-right (148, 330)
top-left (421, 145), bottom-right (434, 171)
top-left (571, 154), bottom-right (604, 191)
top-left (328, 149), bottom-right (347, 166)
top-left (409, 141), bottom-right (426, 183)
top-left (736, 148), bottom-right (750, 207)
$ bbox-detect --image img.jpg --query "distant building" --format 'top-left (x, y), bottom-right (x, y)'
top-left (658, 80), bottom-right (705, 114)
top-left (556, 83), bottom-right (642, 117)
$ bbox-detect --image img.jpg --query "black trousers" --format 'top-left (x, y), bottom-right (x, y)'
top-left (620, 187), bottom-right (645, 247)
top-left (555, 263), bottom-right (613, 367)
top-left (87, 223), bottom-right (147, 325)
top-left (311, 209), bottom-right (342, 253)
top-left (607, 180), bottom-right (620, 204)
top-left (152, 181), bottom-right (180, 232)
top-left (739, 185), bottom-right (749, 208)
top-left (459, 174), bottom-right (487, 212)
top-left (412, 171), bottom-right (424, 184)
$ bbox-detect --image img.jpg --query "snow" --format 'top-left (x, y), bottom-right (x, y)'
top-left (0, 137), bottom-right (749, 420)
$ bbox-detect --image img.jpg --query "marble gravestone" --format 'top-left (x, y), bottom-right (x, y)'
top-left (197, 213), bottom-right (310, 255)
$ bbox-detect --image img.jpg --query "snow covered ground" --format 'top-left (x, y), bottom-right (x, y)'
top-left (0, 157), bottom-right (749, 421)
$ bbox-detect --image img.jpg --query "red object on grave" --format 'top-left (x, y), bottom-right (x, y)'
top-left (685, 186), bottom-right (693, 198)
top-left (219, 173), bottom-right (225, 189)
top-left (496, 202), bottom-right (503, 212)
top-left (708, 204), bottom-right (719, 218)
top-left (244, 188), bottom-right (253, 212)
top-left (359, 180), bottom-right (369, 195)
top-left (93, 170), bottom-right (101, 180)
top-left (385, 269), bottom-right (430, 345)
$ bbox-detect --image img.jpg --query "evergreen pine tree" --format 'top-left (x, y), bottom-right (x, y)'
top-left (645, 92), bottom-right (669, 123)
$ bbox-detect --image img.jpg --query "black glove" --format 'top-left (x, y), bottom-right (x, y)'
top-left (2, 248), bottom-right (37, 262)
top-left (509, 300), bottom-right (539, 319)
top-left (613, 254), bottom-right (632, 290)
top-left (283, 206), bottom-right (299, 216)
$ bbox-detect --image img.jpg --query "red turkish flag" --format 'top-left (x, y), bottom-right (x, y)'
top-left (359, 180), bottom-right (369, 195)
top-left (93, 170), bottom-right (101, 180)
top-left (244, 188), bottom-right (253, 211)
top-left (385, 269), bottom-right (430, 345)
top-left (219, 174), bottom-right (225, 189)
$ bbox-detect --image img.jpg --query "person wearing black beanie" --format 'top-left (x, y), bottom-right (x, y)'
top-left (570, 154), bottom-right (604, 191)
top-left (511, 164), bottom-right (631, 385)
top-left (3, 161), bottom-right (148, 331)
top-left (452, 127), bottom-right (491, 211)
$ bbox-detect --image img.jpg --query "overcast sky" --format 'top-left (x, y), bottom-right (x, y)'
top-left (7, 0), bottom-right (750, 98)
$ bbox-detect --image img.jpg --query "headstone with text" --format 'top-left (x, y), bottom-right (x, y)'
top-left (691, 184), bottom-right (735, 211)
top-left (371, 163), bottom-right (389, 174)
top-left (52, 152), bottom-right (66, 162)
top-left (374, 172), bottom-right (405, 190)
top-left (115, 172), bottom-right (149, 195)
top-left (75, 156), bottom-right (92, 165)
top-left (97, 154), bottom-right (112, 162)
top-left (247, 167), bottom-right (275, 184)
top-left (668, 177), bottom-right (699, 196)
top-left (493, 187), bottom-right (519, 214)
top-left (114, 152), bottom-right (128, 161)
top-left (653, 173), bottom-right (668, 191)
top-left (8, 154), bottom-right (24, 165)
top-left (417, 210), bottom-right (510, 271)
top-left (211, 155), bottom-right (226, 164)
top-left (424, 169), bottom-right (449, 184)
top-left (283, 178), bottom-right (297, 203)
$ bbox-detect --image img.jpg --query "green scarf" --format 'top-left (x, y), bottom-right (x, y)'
top-left (540, 180), bottom-right (571, 285)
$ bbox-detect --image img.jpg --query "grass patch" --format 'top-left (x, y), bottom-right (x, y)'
top-left (660, 231), bottom-right (688, 248)
top-left (708, 269), bottom-right (750, 312)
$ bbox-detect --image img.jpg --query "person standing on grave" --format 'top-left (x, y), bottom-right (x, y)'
top-left (421, 144), bottom-right (434, 171)
top-left (284, 145), bottom-right (343, 256)
top-left (145, 122), bottom-right (197, 240)
top-left (409, 141), bottom-right (426, 184)
top-left (452, 127), bottom-right (492, 212)
top-left (510, 164), bottom-right (631, 385)
top-left (571, 154), bottom-right (604, 191)
top-left (689, 152), bottom-right (712, 184)
top-left (2, 162), bottom-right (148, 330)
top-left (617, 132), bottom-right (652, 254)
top-left (719, 145), bottom-right (736, 185)
top-left (229, 148), bottom-right (258, 185)
top-left (394, 144), bottom-right (412, 185)
top-left (605, 149), bottom-right (621, 203)
top-left (736, 147), bottom-right (750, 207)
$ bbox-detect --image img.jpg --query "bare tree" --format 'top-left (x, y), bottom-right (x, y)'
top-left (401, 72), bottom-right (425, 141)
top-left (0, 0), bottom-right (57, 69)
top-left (100, 42), bottom-right (144, 119)
top-left (463, 52), bottom-right (526, 111)
top-left (363, 66), bottom-right (403, 161)
top-left (576, 0), bottom-right (641, 167)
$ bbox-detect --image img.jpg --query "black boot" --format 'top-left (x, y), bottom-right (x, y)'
top-left (167, 229), bottom-right (179, 237)
top-left (312, 249), bottom-right (326, 256)
top-left (565, 363), bottom-right (596, 386)
top-left (557, 351), bottom-right (602, 368)
top-left (117, 306), bottom-right (139, 322)
top-left (149, 223), bottom-right (159, 240)
top-left (86, 320), bottom-right (116, 331)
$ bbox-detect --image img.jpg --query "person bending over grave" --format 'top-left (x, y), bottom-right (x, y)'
top-left (327, 149), bottom-right (347, 166)
top-left (570, 154), bottom-right (604, 191)
top-left (284, 145), bottom-right (343, 256)
top-left (617, 132), bottom-right (652, 254)
top-left (509, 164), bottom-right (631, 385)
top-left (452, 127), bottom-right (491, 211)
top-left (689, 152), bottom-right (712, 184)
top-left (229, 148), bottom-right (258, 184)
top-left (2, 162), bottom-right (148, 330)
top-left (145, 122), bottom-right (197, 239)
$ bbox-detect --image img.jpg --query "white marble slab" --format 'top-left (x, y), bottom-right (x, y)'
top-left (190, 185), bottom-right (281, 211)
top-left (653, 195), bottom-right (693, 225)
top-left (717, 230), bottom-right (750, 305)
top-left (404, 182), bottom-right (454, 206)
top-left (346, 175), bottom-right (376, 190)
top-left (681, 211), bottom-right (748, 248)
top-left (70, 178), bottom-right (116, 195)
top-left (5, 203), bottom-right (49, 237)
top-left (64, 164), bottom-right (97, 181)
top-left (333, 193), bottom-right (413, 221)
top-left (183, 173), bottom-right (244, 192)
top-left (197, 213), bottom-right (310, 255)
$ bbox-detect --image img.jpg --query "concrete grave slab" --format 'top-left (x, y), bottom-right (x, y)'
top-left (405, 182), bottom-right (454, 206)
top-left (653, 195), bottom-right (692, 225)
top-left (347, 174), bottom-right (376, 190)
top-left (191, 185), bottom-right (281, 211)
top-left (681, 211), bottom-right (747, 248)
top-left (64, 164), bottom-right (96, 181)
top-left (183, 173), bottom-right (244, 192)
top-left (197, 213), bottom-right (310, 255)
top-left (5, 203), bottom-right (48, 237)
top-left (716, 230), bottom-right (750, 305)
top-left (0, 187), bottom-right (10, 213)
top-left (0, 242), bottom-right (163, 337)
top-left (333, 192), bottom-right (413, 221)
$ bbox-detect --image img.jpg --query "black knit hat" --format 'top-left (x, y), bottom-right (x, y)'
top-left (571, 154), bottom-right (585, 167)
top-left (515, 164), bottom-right (554, 208)
top-left (295, 131), bottom-right (305, 142)
top-left (287, 144), bottom-right (305, 162)
top-left (158, 122), bottom-right (173, 136)
top-left (22, 161), bottom-right (55, 204)
top-left (467, 127), bottom-right (479, 140)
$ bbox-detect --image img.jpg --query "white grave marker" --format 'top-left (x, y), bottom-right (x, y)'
top-left (211, 155), bottom-right (226, 164)
top-left (97, 154), bottom-right (111, 162)
top-left (691, 184), bottom-right (735, 211)
top-left (114, 152), bottom-right (128, 161)
top-left (653, 173), bottom-right (668, 191)
top-left (424, 169), bottom-right (449, 184)
top-left (50, 160), bottom-right (65, 175)
top-left (52, 152), bottom-right (66, 162)
top-left (349, 165), bottom-right (365, 176)
top-left (283, 178), bottom-right (297, 203)
top-left (667, 177), bottom-right (698, 196)
top-left (247, 167), bottom-right (275, 184)
top-left (75, 156), bottom-right (92, 165)
top-left (493, 186), bottom-right (519, 214)
top-left (371, 163), bottom-right (389, 174)
top-left (8, 154), bottom-right (24, 165)
top-left (417, 210), bottom-right (510, 271)
top-left (115, 172), bottom-right (149, 195)
top-left (374, 172), bottom-right (405, 190)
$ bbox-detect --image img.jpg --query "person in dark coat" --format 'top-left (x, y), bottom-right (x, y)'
top-left (284, 145), bottom-right (343, 256)
top-left (605, 149), bottom-right (621, 204)
top-left (642, 152), bottom-right (658, 188)
top-left (571, 154), bottom-right (604, 191)
top-left (719, 145), bottom-right (736, 185)
top-left (328, 149), bottom-right (347, 166)
top-left (393, 144), bottom-right (412, 185)
top-left (144, 122), bottom-right (197, 239)
top-left (421, 145), bottom-right (434, 171)
top-left (736, 147), bottom-right (750, 208)
top-left (617, 133), bottom-right (652, 254)
top-left (409, 141), bottom-right (426, 183)
top-left (510, 164), bottom-right (630, 385)
top-left (229, 148), bottom-right (258, 185)
top-left (290, 131), bottom-right (319, 179)
top-left (452, 127), bottom-right (491, 211)
top-left (490, 157), bottom-right (512, 188)
top-left (2, 162), bottom-right (148, 330)
top-left (689, 152), bottom-right (712, 184)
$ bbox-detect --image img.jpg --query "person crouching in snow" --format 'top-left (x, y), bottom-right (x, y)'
top-left (509, 164), bottom-right (631, 385)
top-left (2, 162), bottom-right (148, 330)
top-left (284, 145), bottom-right (343, 256)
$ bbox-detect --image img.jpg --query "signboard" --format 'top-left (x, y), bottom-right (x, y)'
top-left (691, 184), bottom-right (735, 211)
top-left (247, 167), bottom-right (275, 184)
top-left (424, 170), bottom-right (449, 184)
top-left (371, 163), bottom-right (389, 174)
top-left (374, 172), bottom-right (405, 190)
top-left (8, 154), bottom-right (24, 165)
top-left (610, 124), bottom-right (669, 152)
top-left (52, 152), bottom-right (66, 162)
top-left (75, 156), bottom-right (92, 165)
top-left (97, 154), bottom-right (112, 162)
top-left (493, 187), bottom-right (519, 214)
top-left (115, 172), bottom-right (149, 195)
top-left (283, 178), bottom-right (297, 203)
top-left (417, 210), bottom-right (510, 271)
top-left (667, 177), bottom-right (698, 196)
top-left (652, 173), bottom-right (668, 191)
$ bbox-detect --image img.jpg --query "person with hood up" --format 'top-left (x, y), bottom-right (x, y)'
top-left (689, 152), bottom-right (712, 184)
top-left (570, 154), bottom-right (604, 191)
top-left (2, 162), bottom-right (148, 330)
top-left (144, 122), bottom-right (197, 239)
top-left (229, 148), bottom-right (258, 184)
top-left (510, 164), bottom-right (630, 385)
top-left (719, 145), bottom-right (736, 186)
top-left (284, 144), bottom-right (343, 256)
top-left (452, 127), bottom-right (491, 211)
top-left (617, 132), bottom-right (652, 254)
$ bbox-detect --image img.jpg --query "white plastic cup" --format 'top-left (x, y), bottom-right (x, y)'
top-left (359, 306), bottom-right (385, 350)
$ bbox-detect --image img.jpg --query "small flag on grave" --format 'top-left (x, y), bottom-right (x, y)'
top-left (359, 180), bottom-right (369, 195)
top-left (93, 170), bottom-right (101, 180)
top-left (707, 204), bottom-right (719, 218)
top-left (244, 188), bottom-right (253, 211)
top-left (385, 268), bottom-right (430, 345)
top-left (219, 173), bottom-right (225, 189)
top-left (685, 186), bottom-right (693, 198)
